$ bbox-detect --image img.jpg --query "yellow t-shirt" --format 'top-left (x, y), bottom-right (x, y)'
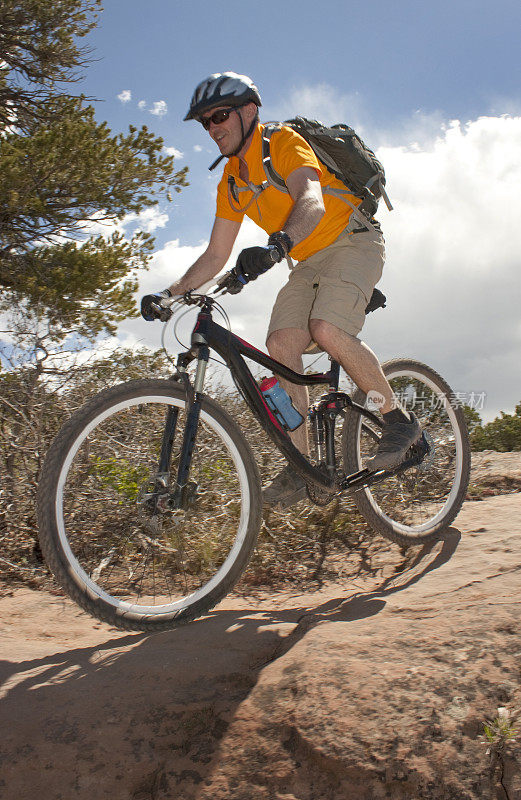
top-left (215, 123), bottom-right (362, 262)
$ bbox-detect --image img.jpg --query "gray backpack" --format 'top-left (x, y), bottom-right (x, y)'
top-left (227, 117), bottom-right (392, 234)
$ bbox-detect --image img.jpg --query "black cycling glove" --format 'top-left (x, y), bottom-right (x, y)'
top-left (234, 246), bottom-right (280, 284)
top-left (216, 230), bottom-right (295, 295)
top-left (140, 289), bottom-right (172, 321)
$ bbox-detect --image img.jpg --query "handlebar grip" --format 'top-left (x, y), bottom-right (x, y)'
top-left (150, 302), bottom-right (173, 322)
top-left (214, 245), bottom-right (281, 296)
top-left (159, 293), bottom-right (182, 308)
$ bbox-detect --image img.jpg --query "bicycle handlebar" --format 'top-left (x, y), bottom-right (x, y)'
top-left (150, 244), bottom-right (281, 320)
top-left (213, 244), bottom-right (280, 296)
top-left (151, 289), bottom-right (216, 321)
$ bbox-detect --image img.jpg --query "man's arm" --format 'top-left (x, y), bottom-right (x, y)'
top-left (232, 167), bottom-right (326, 285)
top-left (167, 216), bottom-right (242, 295)
top-left (282, 166), bottom-right (325, 246)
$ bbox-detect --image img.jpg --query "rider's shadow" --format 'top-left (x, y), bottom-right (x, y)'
top-left (254, 525), bottom-right (462, 663)
top-left (0, 527), bottom-right (461, 799)
top-left (330, 525), bottom-right (460, 614)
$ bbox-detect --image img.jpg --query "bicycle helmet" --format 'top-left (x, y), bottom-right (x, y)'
top-left (184, 72), bottom-right (262, 121)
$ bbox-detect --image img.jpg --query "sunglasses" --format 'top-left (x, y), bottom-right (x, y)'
top-left (200, 107), bottom-right (237, 130)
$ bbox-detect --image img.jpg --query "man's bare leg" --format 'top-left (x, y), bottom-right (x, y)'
top-left (261, 327), bottom-right (312, 509)
top-left (309, 318), bottom-right (422, 470)
top-left (308, 318), bottom-right (395, 411)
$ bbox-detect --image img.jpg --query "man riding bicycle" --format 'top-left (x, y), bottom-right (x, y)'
top-left (141, 72), bottom-right (421, 509)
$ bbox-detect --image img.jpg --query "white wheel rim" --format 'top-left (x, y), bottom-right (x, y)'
top-left (358, 368), bottom-right (465, 535)
top-left (55, 394), bottom-right (251, 620)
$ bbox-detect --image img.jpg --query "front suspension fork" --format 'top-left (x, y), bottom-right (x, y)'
top-left (143, 347), bottom-right (208, 514)
top-left (170, 346), bottom-right (209, 509)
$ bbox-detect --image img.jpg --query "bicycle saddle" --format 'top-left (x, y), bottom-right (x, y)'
top-left (365, 287), bottom-right (387, 314)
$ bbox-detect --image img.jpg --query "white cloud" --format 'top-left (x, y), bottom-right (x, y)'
top-left (264, 83), bottom-right (365, 129)
top-left (138, 100), bottom-right (147, 111)
top-left (80, 206), bottom-right (169, 238)
top-left (124, 207), bottom-right (169, 234)
top-left (367, 114), bottom-right (521, 420)
top-left (115, 109), bottom-right (521, 421)
top-left (372, 110), bottom-right (451, 150)
top-left (117, 89), bottom-right (132, 103)
top-left (164, 146), bottom-right (183, 158)
top-left (150, 100), bottom-right (168, 117)
top-left (194, 145), bottom-right (203, 152)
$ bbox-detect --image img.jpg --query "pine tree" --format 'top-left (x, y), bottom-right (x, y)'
top-left (0, 0), bottom-right (188, 335)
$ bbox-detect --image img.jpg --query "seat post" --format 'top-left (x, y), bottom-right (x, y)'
top-left (328, 358), bottom-right (341, 392)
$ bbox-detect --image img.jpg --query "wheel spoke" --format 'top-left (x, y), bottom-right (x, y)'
top-left (343, 360), bottom-right (470, 543)
top-left (38, 381), bottom-right (261, 630)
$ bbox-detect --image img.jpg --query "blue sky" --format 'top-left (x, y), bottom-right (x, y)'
top-left (59, 1), bottom-right (521, 420)
top-left (88, 0), bottom-right (521, 121)
top-left (83, 0), bottom-right (521, 246)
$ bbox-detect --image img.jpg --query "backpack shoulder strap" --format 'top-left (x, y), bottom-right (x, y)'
top-left (227, 175), bottom-right (269, 214)
top-left (261, 122), bottom-right (380, 234)
top-left (261, 123), bottom-right (289, 193)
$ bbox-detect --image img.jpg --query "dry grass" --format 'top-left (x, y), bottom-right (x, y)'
top-left (0, 380), bottom-right (388, 595)
top-left (5, 379), bottom-right (518, 596)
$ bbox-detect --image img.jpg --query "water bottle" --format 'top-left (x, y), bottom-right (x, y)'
top-left (259, 377), bottom-right (304, 431)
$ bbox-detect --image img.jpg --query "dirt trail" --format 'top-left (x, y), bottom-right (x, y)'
top-left (1, 492), bottom-right (521, 799)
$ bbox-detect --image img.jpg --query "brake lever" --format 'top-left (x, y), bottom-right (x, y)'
top-left (150, 301), bottom-right (173, 322)
top-left (213, 270), bottom-right (245, 296)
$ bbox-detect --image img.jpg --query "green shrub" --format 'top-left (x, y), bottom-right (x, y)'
top-left (471, 403), bottom-right (521, 452)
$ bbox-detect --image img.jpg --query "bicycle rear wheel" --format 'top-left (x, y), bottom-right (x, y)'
top-left (342, 359), bottom-right (471, 545)
top-left (37, 379), bottom-right (262, 631)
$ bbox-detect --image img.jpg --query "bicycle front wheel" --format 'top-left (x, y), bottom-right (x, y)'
top-left (342, 359), bottom-right (471, 545)
top-left (37, 379), bottom-right (262, 631)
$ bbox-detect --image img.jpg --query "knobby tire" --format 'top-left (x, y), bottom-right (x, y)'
top-left (37, 379), bottom-right (262, 632)
top-left (342, 359), bottom-right (471, 545)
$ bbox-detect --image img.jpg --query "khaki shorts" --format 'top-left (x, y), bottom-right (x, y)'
top-left (267, 228), bottom-right (385, 346)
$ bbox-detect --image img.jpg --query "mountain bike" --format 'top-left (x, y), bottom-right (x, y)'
top-left (37, 278), bottom-right (471, 632)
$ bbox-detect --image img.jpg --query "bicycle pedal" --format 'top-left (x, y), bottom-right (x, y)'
top-left (416, 431), bottom-right (436, 472)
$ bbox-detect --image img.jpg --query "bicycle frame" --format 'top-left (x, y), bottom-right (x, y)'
top-left (150, 295), bottom-right (429, 512)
